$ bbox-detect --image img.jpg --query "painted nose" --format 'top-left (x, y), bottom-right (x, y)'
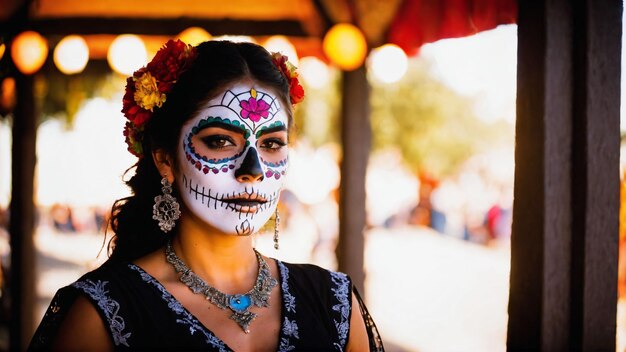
top-left (235, 147), bottom-right (264, 183)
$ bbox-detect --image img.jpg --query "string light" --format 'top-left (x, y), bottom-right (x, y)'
top-left (263, 35), bottom-right (299, 66)
top-left (368, 44), bottom-right (408, 83)
top-left (11, 31), bottom-right (49, 75)
top-left (178, 27), bottom-right (211, 46)
top-left (107, 34), bottom-right (147, 76)
top-left (322, 24), bottom-right (367, 71)
top-left (53, 35), bottom-right (89, 75)
top-left (299, 56), bottom-right (330, 89)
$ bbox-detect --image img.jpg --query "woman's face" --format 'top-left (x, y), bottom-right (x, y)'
top-left (175, 83), bottom-right (289, 236)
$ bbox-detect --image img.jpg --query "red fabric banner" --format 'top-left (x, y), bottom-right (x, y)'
top-left (387, 0), bottom-right (517, 55)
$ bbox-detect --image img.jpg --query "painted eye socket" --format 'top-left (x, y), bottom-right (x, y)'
top-left (201, 135), bottom-right (236, 150)
top-left (260, 138), bottom-right (287, 151)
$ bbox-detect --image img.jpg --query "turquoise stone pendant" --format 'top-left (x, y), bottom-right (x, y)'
top-left (229, 294), bottom-right (252, 312)
top-left (166, 241), bottom-right (277, 334)
top-left (228, 294), bottom-right (256, 332)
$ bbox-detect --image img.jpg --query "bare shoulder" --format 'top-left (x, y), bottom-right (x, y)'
top-left (347, 291), bottom-right (369, 352)
top-left (51, 294), bottom-right (113, 351)
top-left (133, 245), bottom-right (171, 281)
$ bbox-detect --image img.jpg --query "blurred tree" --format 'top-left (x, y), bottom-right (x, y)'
top-left (39, 63), bottom-right (115, 128)
top-left (297, 57), bottom-right (513, 178)
top-left (370, 58), bottom-right (513, 178)
top-left (295, 69), bottom-right (341, 147)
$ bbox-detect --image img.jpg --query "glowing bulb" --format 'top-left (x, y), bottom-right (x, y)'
top-left (263, 35), bottom-right (299, 66)
top-left (1, 77), bottom-right (16, 110)
top-left (11, 31), bottom-right (49, 75)
top-left (368, 44), bottom-right (408, 83)
top-left (178, 27), bottom-right (211, 46)
top-left (0, 43), bottom-right (5, 60)
top-left (107, 34), bottom-right (147, 76)
top-left (212, 35), bottom-right (256, 44)
top-left (299, 57), bottom-right (330, 89)
top-left (53, 35), bottom-right (89, 75)
top-left (322, 23), bottom-right (367, 71)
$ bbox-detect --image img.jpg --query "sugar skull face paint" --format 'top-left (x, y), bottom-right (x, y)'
top-left (176, 84), bottom-right (289, 236)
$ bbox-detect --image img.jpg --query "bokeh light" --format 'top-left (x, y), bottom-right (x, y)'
top-left (0, 43), bottom-right (5, 60)
top-left (107, 34), bottom-right (147, 76)
top-left (299, 56), bottom-right (330, 89)
top-left (322, 23), bottom-right (367, 71)
top-left (53, 35), bottom-right (89, 75)
top-left (178, 27), bottom-right (211, 46)
top-left (211, 35), bottom-right (256, 44)
top-left (262, 35), bottom-right (299, 66)
top-left (11, 31), bottom-right (49, 75)
top-left (1, 77), bottom-right (16, 111)
top-left (368, 43), bottom-right (408, 83)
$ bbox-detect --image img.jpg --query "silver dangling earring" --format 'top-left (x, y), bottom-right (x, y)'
top-left (273, 207), bottom-right (280, 250)
top-left (153, 175), bottom-right (181, 233)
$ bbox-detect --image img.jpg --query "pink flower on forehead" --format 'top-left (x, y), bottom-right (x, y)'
top-left (240, 94), bottom-right (270, 122)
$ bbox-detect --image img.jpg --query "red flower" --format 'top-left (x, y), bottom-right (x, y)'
top-left (123, 121), bottom-right (144, 157)
top-left (122, 76), bottom-right (152, 127)
top-left (289, 77), bottom-right (305, 105)
top-left (147, 40), bottom-right (197, 83)
top-left (271, 53), bottom-right (305, 105)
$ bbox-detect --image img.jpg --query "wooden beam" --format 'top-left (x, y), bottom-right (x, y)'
top-left (337, 66), bottom-right (370, 295)
top-left (28, 18), bottom-right (309, 37)
top-left (9, 72), bottom-right (37, 351)
top-left (32, 0), bottom-right (311, 20)
top-left (570, 0), bottom-right (621, 348)
top-left (311, 0), bottom-right (334, 32)
top-left (507, 1), bottom-right (621, 350)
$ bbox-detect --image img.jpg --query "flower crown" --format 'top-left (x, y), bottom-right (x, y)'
top-left (271, 52), bottom-right (305, 105)
top-left (122, 39), bottom-right (197, 157)
top-left (122, 40), bottom-right (304, 158)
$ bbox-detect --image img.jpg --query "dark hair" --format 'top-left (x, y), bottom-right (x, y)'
top-left (107, 40), bottom-right (292, 262)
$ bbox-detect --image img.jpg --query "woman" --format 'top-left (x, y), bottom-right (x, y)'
top-left (29, 40), bottom-right (384, 351)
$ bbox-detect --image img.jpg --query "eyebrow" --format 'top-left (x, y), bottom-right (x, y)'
top-left (256, 125), bottom-right (287, 137)
top-left (196, 121), bottom-right (246, 135)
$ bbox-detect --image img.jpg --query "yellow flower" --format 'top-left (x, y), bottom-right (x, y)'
top-left (284, 60), bottom-right (298, 77)
top-left (134, 72), bottom-right (166, 111)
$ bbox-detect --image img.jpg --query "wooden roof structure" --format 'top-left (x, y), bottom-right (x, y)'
top-left (1, 0), bottom-right (516, 55)
top-left (0, 0), bottom-right (623, 351)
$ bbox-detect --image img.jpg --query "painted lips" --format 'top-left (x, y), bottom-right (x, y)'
top-left (222, 193), bottom-right (268, 213)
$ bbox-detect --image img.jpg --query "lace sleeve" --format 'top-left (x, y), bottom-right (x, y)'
top-left (353, 286), bottom-right (385, 352)
top-left (29, 286), bottom-right (78, 351)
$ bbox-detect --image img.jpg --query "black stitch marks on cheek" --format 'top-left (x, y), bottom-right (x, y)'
top-left (182, 174), bottom-right (279, 218)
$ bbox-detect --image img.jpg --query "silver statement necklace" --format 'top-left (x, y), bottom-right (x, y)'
top-left (165, 239), bottom-right (277, 333)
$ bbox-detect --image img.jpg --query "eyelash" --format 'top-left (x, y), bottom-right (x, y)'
top-left (260, 138), bottom-right (287, 151)
top-left (201, 135), bottom-right (235, 150)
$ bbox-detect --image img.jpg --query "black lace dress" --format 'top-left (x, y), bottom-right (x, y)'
top-left (29, 259), bottom-right (384, 351)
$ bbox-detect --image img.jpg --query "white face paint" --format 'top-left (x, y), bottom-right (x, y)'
top-left (176, 83), bottom-right (289, 236)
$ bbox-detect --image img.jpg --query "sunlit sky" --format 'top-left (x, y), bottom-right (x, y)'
top-left (422, 18), bottom-right (626, 129)
top-left (421, 24), bottom-right (517, 124)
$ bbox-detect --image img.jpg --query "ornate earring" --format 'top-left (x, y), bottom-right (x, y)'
top-left (153, 175), bottom-right (181, 233)
top-left (273, 207), bottom-right (280, 250)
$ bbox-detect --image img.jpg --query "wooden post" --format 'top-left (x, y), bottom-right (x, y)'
top-left (9, 72), bottom-right (37, 350)
top-left (507, 1), bottom-right (621, 350)
top-left (337, 66), bottom-right (370, 294)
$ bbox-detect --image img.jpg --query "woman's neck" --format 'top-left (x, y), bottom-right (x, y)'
top-left (171, 212), bottom-right (259, 293)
